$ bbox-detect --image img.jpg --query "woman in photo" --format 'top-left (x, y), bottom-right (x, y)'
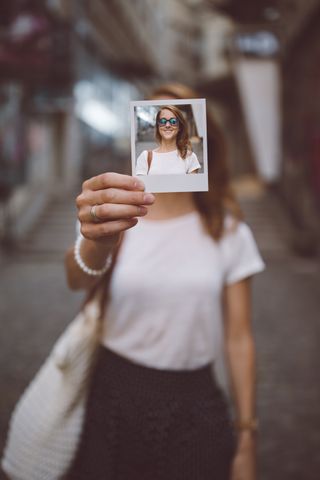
top-left (64, 83), bottom-right (265, 480)
top-left (135, 105), bottom-right (201, 175)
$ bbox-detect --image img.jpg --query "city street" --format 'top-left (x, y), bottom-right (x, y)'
top-left (0, 191), bottom-right (319, 480)
top-left (1, 1), bottom-right (320, 479)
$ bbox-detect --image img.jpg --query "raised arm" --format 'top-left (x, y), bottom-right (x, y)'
top-left (65, 172), bottom-right (155, 290)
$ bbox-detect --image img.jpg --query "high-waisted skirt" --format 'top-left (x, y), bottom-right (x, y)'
top-left (66, 345), bottom-right (237, 480)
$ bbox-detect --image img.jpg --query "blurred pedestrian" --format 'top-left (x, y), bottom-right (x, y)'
top-left (64, 83), bottom-right (265, 480)
top-left (136, 104), bottom-right (201, 175)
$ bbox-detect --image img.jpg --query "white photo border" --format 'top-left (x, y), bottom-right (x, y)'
top-left (130, 98), bottom-right (208, 193)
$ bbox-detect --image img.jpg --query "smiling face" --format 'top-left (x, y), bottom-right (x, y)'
top-left (157, 108), bottom-right (179, 144)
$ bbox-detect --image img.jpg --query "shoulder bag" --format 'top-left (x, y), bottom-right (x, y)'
top-left (1, 244), bottom-right (119, 480)
top-left (147, 150), bottom-right (152, 174)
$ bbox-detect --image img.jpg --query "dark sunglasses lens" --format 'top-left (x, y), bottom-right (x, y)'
top-left (158, 118), bottom-right (178, 126)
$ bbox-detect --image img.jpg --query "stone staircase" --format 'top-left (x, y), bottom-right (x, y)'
top-left (232, 174), bottom-right (306, 260)
top-left (13, 196), bottom-right (78, 263)
top-left (238, 192), bottom-right (292, 260)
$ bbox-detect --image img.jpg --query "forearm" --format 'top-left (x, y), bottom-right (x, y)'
top-left (64, 236), bottom-right (118, 291)
top-left (223, 280), bottom-right (257, 477)
top-left (226, 332), bottom-right (256, 424)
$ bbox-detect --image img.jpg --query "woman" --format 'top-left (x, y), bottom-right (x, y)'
top-left (135, 105), bottom-right (201, 175)
top-left (64, 83), bottom-right (265, 480)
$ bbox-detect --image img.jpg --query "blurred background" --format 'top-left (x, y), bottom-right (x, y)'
top-left (0, 1), bottom-right (319, 479)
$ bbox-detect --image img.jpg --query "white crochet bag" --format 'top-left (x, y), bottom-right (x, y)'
top-left (1, 296), bottom-right (103, 480)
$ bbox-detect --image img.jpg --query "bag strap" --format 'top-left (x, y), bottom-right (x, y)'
top-left (147, 150), bottom-right (152, 174)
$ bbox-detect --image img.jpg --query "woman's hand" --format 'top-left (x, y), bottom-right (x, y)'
top-left (65, 172), bottom-right (155, 290)
top-left (231, 432), bottom-right (257, 480)
top-left (76, 172), bottom-right (155, 246)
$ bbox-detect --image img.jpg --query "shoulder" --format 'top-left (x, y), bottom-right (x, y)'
top-left (220, 214), bottom-right (266, 283)
top-left (221, 214), bottom-right (253, 243)
top-left (185, 151), bottom-right (199, 166)
top-left (186, 149), bottom-right (195, 158)
top-left (223, 213), bottom-right (241, 233)
top-left (137, 150), bottom-right (148, 159)
top-left (220, 214), bottom-right (262, 260)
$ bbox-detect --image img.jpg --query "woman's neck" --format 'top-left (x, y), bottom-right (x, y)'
top-left (144, 192), bottom-right (196, 220)
top-left (156, 139), bottom-right (177, 153)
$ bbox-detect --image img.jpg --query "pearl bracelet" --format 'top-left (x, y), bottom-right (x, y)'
top-left (74, 235), bottom-right (113, 276)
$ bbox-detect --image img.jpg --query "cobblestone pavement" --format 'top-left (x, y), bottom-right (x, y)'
top-left (0, 191), bottom-right (320, 480)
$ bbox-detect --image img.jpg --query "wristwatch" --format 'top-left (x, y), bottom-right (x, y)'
top-left (234, 418), bottom-right (259, 432)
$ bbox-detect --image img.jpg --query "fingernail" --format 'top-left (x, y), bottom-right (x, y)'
top-left (139, 206), bottom-right (148, 215)
top-left (143, 193), bottom-right (155, 204)
top-left (134, 179), bottom-right (145, 190)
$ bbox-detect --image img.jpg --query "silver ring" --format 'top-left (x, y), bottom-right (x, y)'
top-left (90, 205), bottom-right (101, 223)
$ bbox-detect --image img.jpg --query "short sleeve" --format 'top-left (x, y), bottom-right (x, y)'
top-left (222, 221), bottom-right (266, 285)
top-left (186, 152), bottom-right (201, 173)
top-left (135, 151), bottom-right (148, 175)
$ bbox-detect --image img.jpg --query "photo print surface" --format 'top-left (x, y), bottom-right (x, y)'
top-left (130, 98), bottom-right (208, 193)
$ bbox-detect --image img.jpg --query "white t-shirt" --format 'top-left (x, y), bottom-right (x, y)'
top-left (135, 149), bottom-right (201, 175)
top-left (102, 212), bottom-right (265, 373)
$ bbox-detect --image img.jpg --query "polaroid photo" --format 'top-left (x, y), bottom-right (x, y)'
top-left (130, 98), bottom-right (208, 193)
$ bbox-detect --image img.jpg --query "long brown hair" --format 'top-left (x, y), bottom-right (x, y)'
top-left (151, 82), bottom-right (243, 241)
top-left (155, 105), bottom-right (192, 159)
top-left (87, 83), bottom-right (244, 312)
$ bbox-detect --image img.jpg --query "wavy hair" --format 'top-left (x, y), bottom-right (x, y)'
top-left (155, 105), bottom-right (192, 160)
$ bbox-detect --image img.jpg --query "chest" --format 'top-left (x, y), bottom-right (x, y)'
top-left (150, 153), bottom-right (187, 174)
top-left (110, 227), bottom-right (225, 302)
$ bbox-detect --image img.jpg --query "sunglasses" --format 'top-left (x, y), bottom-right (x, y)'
top-left (157, 117), bottom-right (179, 127)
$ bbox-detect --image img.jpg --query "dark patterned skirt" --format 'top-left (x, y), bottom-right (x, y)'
top-left (66, 345), bottom-right (237, 480)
